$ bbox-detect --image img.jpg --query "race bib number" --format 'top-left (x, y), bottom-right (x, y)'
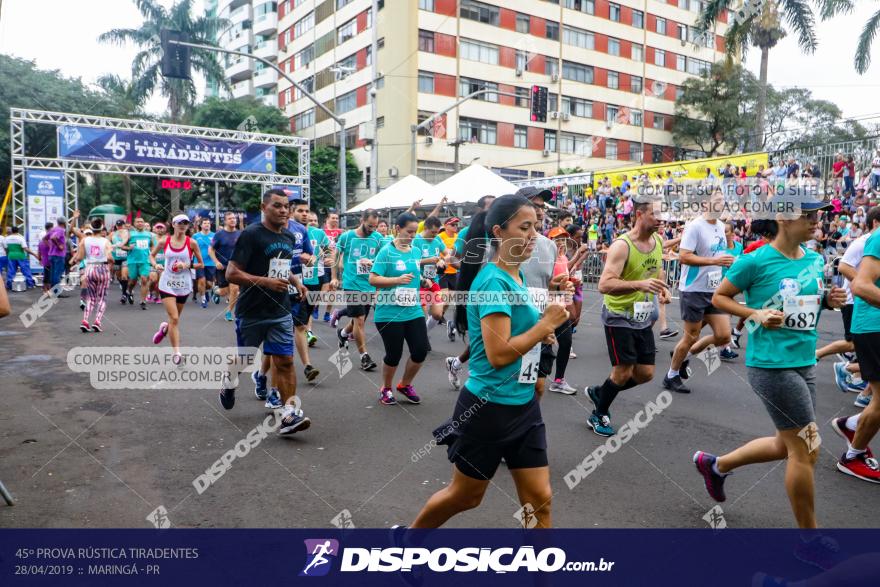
top-left (423, 264), bottom-right (437, 280)
top-left (268, 257), bottom-right (291, 280)
top-left (518, 344), bottom-right (541, 384)
top-left (633, 301), bottom-right (653, 323)
top-left (783, 295), bottom-right (820, 331)
top-left (707, 270), bottom-right (722, 289)
top-left (573, 270), bottom-right (583, 281)
top-left (302, 265), bottom-right (315, 280)
top-left (356, 260), bottom-right (370, 275)
top-left (394, 288), bottom-right (418, 307)
top-left (528, 287), bottom-right (548, 313)
top-left (164, 276), bottom-right (188, 290)
top-left (136, 239), bottom-right (149, 250)
top-left (116, 248), bottom-right (127, 258)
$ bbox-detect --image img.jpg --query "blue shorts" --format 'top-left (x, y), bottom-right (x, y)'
top-left (196, 266), bottom-right (216, 281)
top-left (235, 314), bottom-right (294, 356)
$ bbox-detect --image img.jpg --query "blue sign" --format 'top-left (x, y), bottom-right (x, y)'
top-left (269, 184), bottom-right (304, 202)
top-left (57, 126), bottom-right (276, 173)
top-left (25, 169), bottom-right (64, 197)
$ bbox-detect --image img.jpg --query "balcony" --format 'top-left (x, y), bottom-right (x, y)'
top-left (253, 67), bottom-right (278, 88)
top-left (231, 79), bottom-right (253, 99)
top-left (227, 3), bottom-right (251, 25)
top-left (252, 11), bottom-right (277, 35)
top-left (253, 40), bottom-right (277, 61)
top-left (224, 57), bottom-right (253, 82)
top-left (259, 94), bottom-right (277, 108)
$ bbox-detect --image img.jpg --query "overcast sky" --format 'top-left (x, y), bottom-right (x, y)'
top-left (0, 0), bottom-right (876, 123)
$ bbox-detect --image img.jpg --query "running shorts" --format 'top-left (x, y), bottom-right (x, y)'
top-left (344, 290), bottom-right (372, 318)
top-left (159, 291), bottom-right (189, 305)
top-left (215, 267), bottom-right (230, 288)
top-left (679, 291), bottom-right (724, 323)
top-left (127, 261), bottom-right (151, 280)
top-left (748, 366), bottom-right (816, 430)
top-left (604, 324), bottom-right (656, 366)
top-left (196, 266), bottom-right (216, 281)
top-left (853, 333), bottom-right (880, 383)
top-left (439, 273), bottom-right (458, 291)
top-left (235, 314), bottom-right (294, 357)
top-left (841, 304), bottom-right (854, 343)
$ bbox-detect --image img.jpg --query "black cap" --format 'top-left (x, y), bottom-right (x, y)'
top-left (515, 186), bottom-right (553, 202)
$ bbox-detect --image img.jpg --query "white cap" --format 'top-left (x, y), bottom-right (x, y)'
top-left (172, 214), bottom-right (190, 225)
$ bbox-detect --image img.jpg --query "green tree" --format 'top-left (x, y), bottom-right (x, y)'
top-left (672, 63), bottom-right (760, 156)
top-left (762, 87), bottom-right (869, 152)
top-left (696, 0), bottom-right (851, 150)
top-left (310, 146), bottom-right (362, 213)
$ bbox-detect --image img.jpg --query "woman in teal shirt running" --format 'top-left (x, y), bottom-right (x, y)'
top-left (408, 194), bottom-right (568, 529)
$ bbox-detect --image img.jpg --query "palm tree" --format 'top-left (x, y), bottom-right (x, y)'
top-left (855, 7), bottom-right (880, 73)
top-left (99, 0), bottom-right (228, 212)
top-left (697, 0), bottom-right (851, 150)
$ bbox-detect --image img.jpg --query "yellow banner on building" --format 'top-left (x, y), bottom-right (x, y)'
top-left (593, 152), bottom-right (770, 188)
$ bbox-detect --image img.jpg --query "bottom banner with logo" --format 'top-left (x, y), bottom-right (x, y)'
top-left (1, 529), bottom-right (876, 586)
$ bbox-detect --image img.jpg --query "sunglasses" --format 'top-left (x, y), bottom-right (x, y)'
top-left (176, 220), bottom-right (191, 225)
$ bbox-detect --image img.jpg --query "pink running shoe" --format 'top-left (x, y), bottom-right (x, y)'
top-left (152, 322), bottom-right (169, 345)
top-left (80, 320), bottom-right (91, 333)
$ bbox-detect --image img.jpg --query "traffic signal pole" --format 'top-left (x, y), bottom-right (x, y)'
top-left (166, 38), bottom-right (349, 214)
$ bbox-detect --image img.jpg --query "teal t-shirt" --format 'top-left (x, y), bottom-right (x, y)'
top-left (336, 229), bottom-right (384, 292)
top-left (465, 263), bottom-right (541, 406)
top-left (304, 226), bottom-right (330, 287)
top-left (370, 241), bottom-right (424, 323)
top-left (412, 233), bottom-right (445, 283)
top-left (127, 230), bottom-right (156, 264)
top-left (193, 231), bottom-right (215, 267)
top-left (111, 233), bottom-right (128, 261)
top-left (454, 226), bottom-right (470, 256)
top-left (379, 234), bottom-right (394, 249)
top-left (851, 230), bottom-right (880, 334)
top-left (722, 240), bottom-right (744, 277)
top-left (725, 245), bottom-right (825, 369)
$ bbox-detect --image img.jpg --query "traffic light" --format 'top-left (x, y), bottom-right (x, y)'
top-left (530, 85), bottom-right (548, 123)
top-left (161, 30), bottom-right (192, 80)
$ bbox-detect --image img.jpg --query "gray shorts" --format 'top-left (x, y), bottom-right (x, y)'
top-left (747, 365), bottom-right (816, 430)
top-left (679, 291), bottom-right (724, 323)
top-left (235, 314), bottom-right (294, 356)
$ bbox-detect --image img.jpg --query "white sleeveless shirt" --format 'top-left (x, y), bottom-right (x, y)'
top-left (158, 236), bottom-right (194, 296)
top-left (84, 236), bottom-right (109, 264)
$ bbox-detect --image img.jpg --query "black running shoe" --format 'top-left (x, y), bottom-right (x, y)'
top-left (140, 301), bottom-right (147, 310)
top-left (361, 353), bottom-right (377, 371)
top-left (336, 327), bottom-right (349, 349)
top-left (278, 408), bottom-right (311, 435)
top-left (662, 374), bottom-right (690, 393)
top-left (304, 364), bottom-right (319, 382)
top-left (219, 388), bottom-right (236, 410)
top-left (670, 351), bottom-right (692, 379)
top-left (127, 293), bottom-right (134, 305)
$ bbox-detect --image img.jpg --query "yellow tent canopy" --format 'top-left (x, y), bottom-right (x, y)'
top-left (592, 152), bottom-right (770, 188)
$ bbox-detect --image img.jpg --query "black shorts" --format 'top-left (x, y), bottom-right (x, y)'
top-left (439, 388), bottom-right (548, 481)
top-left (318, 271), bottom-right (330, 285)
top-left (160, 291), bottom-right (189, 305)
top-left (344, 290), bottom-right (372, 318)
top-left (291, 292), bottom-right (313, 327)
top-left (215, 267), bottom-right (230, 288)
top-left (113, 259), bottom-right (125, 271)
top-left (539, 344), bottom-right (555, 378)
top-left (604, 324), bottom-right (656, 366)
top-left (679, 291), bottom-right (724, 323)
top-left (439, 273), bottom-right (458, 291)
top-left (196, 266), bottom-right (216, 281)
top-left (841, 304), bottom-right (854, 342)
top-left (852, 332), bottom-right (880, 383)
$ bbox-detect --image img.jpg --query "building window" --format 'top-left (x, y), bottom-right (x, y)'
top-left (676, 86), bottom-right (684, 100)
top-left (294, 75), bottom-right (314, 99)
top-left (654, 49), bottom-right (666, 67)
top-left (632, 43), bottom-right (643, 62)
top-left (336, 90), bottom-right (357, 114)
top-left (606, 105), bottom-right (619, 125)
top-left (515, 86), bottom-right (530, 107)
top-left (294, 108), bottom-right (315, 130)
top-left (652, 145), bottom-right (664, 163)
top-left (459, 117), bottom-right (497, 144)
top-left (337, 0), bottom-right (353, 7)
top-left (609, 2), bottom-right (620, 22)
top-left (515, 50), bottom-right (527, 71)
top-left (460, 0), bottom-right (499, 25)
top-left (545, 58), bottom-right (559, 77)
top-left (419, 0), bottom-right (434, 10)
top-left (516, 13), bottom-right (530, 33)
top-left (608, 38), bottom-right (620, 56)
top-left (630, 143), bottom-right (642, 162)
top-left (632, 9), bottom-right (644, 29)
top-left (459, 77), bottom-right (498, 101)
top-left (418, 30), bottom-right (435, 52)
top-left (548, 92), bottom-right (558, 112)
top-left (546, 21), bottom-right (560, 40)
top-left (337, 19), bottom-right (356, 44)
top-left (460, 38), bottom-right (499, 64)
top-left (561, 96), bottom-right (593, 118)
top-left (631, 75), bottom-right (643, 94)
top-left (606, 139), bottom-right (617, 160)
top-left (544, 130), bottom-right (557, 152)
top-left (337, 52), bottom-right (357, 71)
top-left (688, 57), bottom-right (711, 75)
top-left (563, 26), bottom-right (594, 50)
top-left (295, 44), bottom-right (315, 68)
top-left (418, 71), bottom-right (434, 93)
top-left (630, 109), bottom-right (643, 126)
top-left (676, 54), bottom-right (686, 71)
top-left (607, 71), bottom-right (619, 89)
top-left (563, 0), bottom-right (595, 14)
top-left (656, 18), bottom-right (666, 35)
top-left (653, 113), bottom-right (666, 130)
top-left (514, 125), bottom-right (527, 148)
top-left (294, 12), bottom-right (314, 36)
top-left (562, 61), bottom-right (593, 83)
top-left (560, 133), bottom-right (590, 155)
top-left (377, 116), bottom-right (385, 128)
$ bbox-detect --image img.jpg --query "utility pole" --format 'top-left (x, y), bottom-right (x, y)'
top-left (449, 138), bottom-right (467, 172)
top-left (369, 0), bottom-right (379, 194)
top-left (166, 38), bottom-right (348, 214)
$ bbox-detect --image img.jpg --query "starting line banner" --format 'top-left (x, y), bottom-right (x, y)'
top-left (57, 126), bottom-right (276, 174)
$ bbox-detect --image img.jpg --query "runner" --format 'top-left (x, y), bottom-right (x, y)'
top-left (190, 219), bottom-right (214, 308)
top-left (303, 211), bottom-right (331, 347)
top-left (151, 214), bottom-right (203, 364)
top-left (209, 211), bottom-right (241, 322)
top-left (219, 188), bottom-right (310, 436)
top-left (831, 214), bottom-right (880, 482)
top-left (412, 216), bottom-right (446, 336)
top-left (288, 198), bottom-right (319, 385)
top-left (147, 222), bottom-right (167, 304)
top-left (331, 210), bottom-right (382, 372)
top-left (110, 219), bottom-right (131, 304)
top-left (695, 199), bottom-right (848, 529)
top-left (369, 213), bottom-right (429, 406)
top-left (320, 210), bottom-right (344, 322)
top-left (730, 219), bottom-right (778, 349)
top-left (438, 217), bottom-right (461, 341)
top-left (408, 194), bottom-right (568, 528)
top-left (719, 222), bottom-right (742, 361)
top-left (125, 216), bottom-right (158, 310)
top-left (376, 220), bottom-right (394, 248)
top-left (584, 199), bottom-right (669, 436)
top-left (545, 226), bottom-right (583, 394)
top-left (71, 219), bottom-right (113, 333)
top-left (662, 191), bottom-right (735, 393)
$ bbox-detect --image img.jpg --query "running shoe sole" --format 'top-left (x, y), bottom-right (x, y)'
top-left (549, 383), bottom-right (578, 395)
top-left (279, 416), bottom-right (311, 435)
top-left (396, 388), bottom-right (421, 404)
top-left (836, 460), bottom-right (880, 484)
top-left (854, 396), bottom-right (870, 408)
top-left (659, 331), bottom-right (679, 340)
top-left (91, 324), bottom-right (103, 333)
top-left (152, 322), bottom-right (168, 345)
top-left (828, 418), bottom-right (874, 459)
top-left (80, 323), bottom-right (90, 333)
top-left (586, 415), bottom-right (614, 437)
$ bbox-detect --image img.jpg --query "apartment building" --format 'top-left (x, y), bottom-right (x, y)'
top-left (276, 0), bottom-right (732, 201)
top-left (215, 0), bottom-right (281, 107)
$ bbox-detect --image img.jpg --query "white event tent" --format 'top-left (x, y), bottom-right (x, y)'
top-left (421, 164), bottom-right (518, 206)
top-left (348, 175), bottom-right (441, 213)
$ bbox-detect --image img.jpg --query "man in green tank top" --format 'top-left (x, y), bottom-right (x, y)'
top-left (584, 199), bottom-right (671, 437)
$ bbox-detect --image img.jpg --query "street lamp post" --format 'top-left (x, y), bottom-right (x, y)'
top-left (410, 89), bottom-right (521, 177)
top-left (167, 39), bottom-right (349, 214)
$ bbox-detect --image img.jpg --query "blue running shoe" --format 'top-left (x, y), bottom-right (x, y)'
top-left (720, 348), bottom-right (738, 361)
top-left (278, 406), bottom-right (311, 435)
top-left (847, 378), bottom-right (868, 393)
top-left (264, 388), bottom-right (283, 410)
top-left (833, 361), bottom-right (852, 394)
top-left (693, 451), bottom-right (729, 502)
top-left (252, 371), bottom-right (268, 400)
top-left (323, 311), bottom-right (331, 322)
top-left (312, 307), bottom-right (319, 319)
top-left (587, 411), bottom-right (614, 437)
top-left (225, 310), bottom-right (233, 321)
top-left (855, 394), bottom-right (872, 409)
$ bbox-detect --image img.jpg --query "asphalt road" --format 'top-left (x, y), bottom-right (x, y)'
top-left (0, 284), bottom-right (874, 529)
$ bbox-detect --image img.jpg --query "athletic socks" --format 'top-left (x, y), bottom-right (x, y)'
top-left (595, 378), bottom-right (625, 415)
top-left (846, 443), bottom-right (866, 461)
top-left (846, 414), bottom-right (861, 432)
top-left (711, 460), bottom-right (731, 477)
top-left (667, 369), bottom-right (679, 379)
